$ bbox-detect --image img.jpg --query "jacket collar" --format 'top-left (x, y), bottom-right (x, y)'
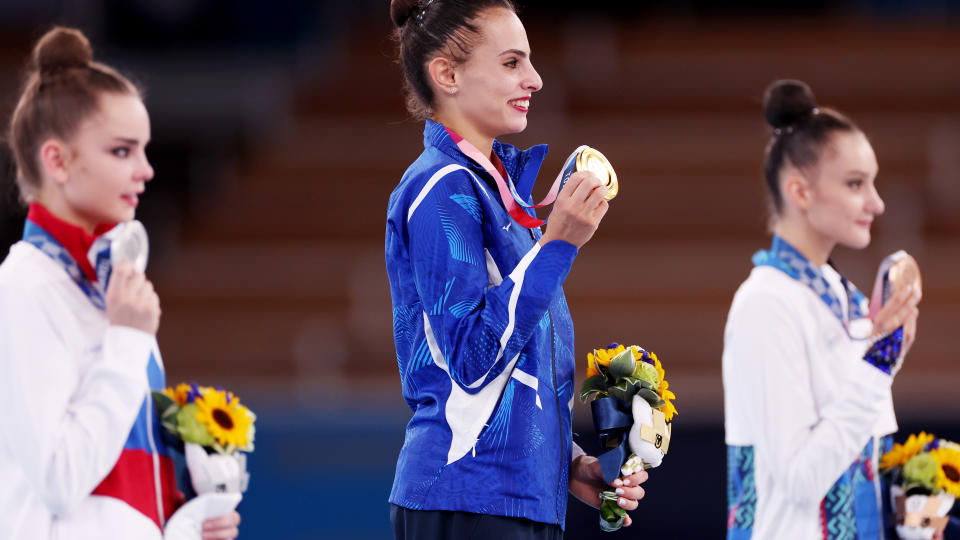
top-left (26, 202), bottom-right (115, 281)
top-left (423, 119), bottom-right (549, 202)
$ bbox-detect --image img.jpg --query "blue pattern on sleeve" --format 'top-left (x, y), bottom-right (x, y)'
top-left (727, 445), bottom-right (757, 540)
top-left (863, 328), bottom-right (903, 375)
top-left (449, 193), bottom-right (484, 224)
top-left (821, 440), bottom-right (879, 540)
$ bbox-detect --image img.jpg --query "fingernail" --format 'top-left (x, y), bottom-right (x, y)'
top-left (615, 488), bottom-right (624, 495)
top-left (619, 497), bottom-right (627, 506)
top-left (612, 479), bottom-right (623, 487)
top-left (622, 478), bottom-right (631, 486)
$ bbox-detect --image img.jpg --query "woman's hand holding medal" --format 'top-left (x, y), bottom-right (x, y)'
top-left (871, 284), bottom-right (920, 352)
top-left (539, 171), bottom-right (610, 249)
top-left (106, 261), bottom-right (161, 335)
top-left (869, 253), bottom-right (923, 357)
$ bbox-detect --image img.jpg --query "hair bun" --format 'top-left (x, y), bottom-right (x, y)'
top-left (32, 26), bottom-right (93, 75)
top-left (390, 0), bottom-right (422, 28)
top-left (763, 79), bottom-right (818, 129)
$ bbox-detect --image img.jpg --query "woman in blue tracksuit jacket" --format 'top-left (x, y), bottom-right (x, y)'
top-left (385, 1), bottom-right (648, 538)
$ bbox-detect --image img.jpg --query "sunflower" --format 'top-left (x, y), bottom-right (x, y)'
top-left (940, 440), bottom-right (960, 453)
top-left (593, 344), bottom-right (626, 367)
top-left (649, 354), bottom-right (678, 421)
top-left (930, 447), bottom-right (960, 497)
top-left (587, 344), bottom-right (627, 379)
top-left (881, 432), bottom-right (935, 470)
top-left (162, 382), bottom-right (192, 407)
top-left (586, 357), bottom-right (599, 379)
top-left (194, 388), bottom-right (256, 451)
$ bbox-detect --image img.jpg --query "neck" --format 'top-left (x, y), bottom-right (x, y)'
top-left (773, 215), bottom-right (834, 266)
top-left (432, 113), bottom-right (494, 160)
top-left (34, 192), bottom-right (98, 235)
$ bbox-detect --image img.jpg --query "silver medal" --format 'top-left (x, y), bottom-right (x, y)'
top-left (109, 220), bottom-right (149, 273)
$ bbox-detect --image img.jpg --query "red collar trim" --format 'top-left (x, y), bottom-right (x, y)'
top-left (27, 203), bottom-right (115, 281)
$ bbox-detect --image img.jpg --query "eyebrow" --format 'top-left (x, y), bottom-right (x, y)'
top-left (845, 169), bottom-right (872, 177)
top-left (111, 137), bottom-right (142, 145)
top-left (499, 49), bottom-right (528, 58)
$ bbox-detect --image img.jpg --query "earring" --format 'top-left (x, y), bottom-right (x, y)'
top-left (448, 87), bottom-right (457, 94)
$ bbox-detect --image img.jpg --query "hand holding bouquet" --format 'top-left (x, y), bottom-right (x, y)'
top-left (880, 432), bottom-right (960, 539)
top-left (579, 343), bottom-right (677, 531)
top-left (153, 383), bottom-right (256, 539)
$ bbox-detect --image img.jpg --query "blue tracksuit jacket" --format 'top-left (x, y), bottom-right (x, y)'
top-left (385, 120), bottom-right (579, 527)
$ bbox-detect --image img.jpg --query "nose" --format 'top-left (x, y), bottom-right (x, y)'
top-left (138, 154), bottom-right (154, 183)
top-left (525, 61), bottom-right (543, 93)
top-left (868, 182), bottom-right (885, 216)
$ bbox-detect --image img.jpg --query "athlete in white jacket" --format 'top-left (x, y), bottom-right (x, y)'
top-left (0, 27), bottom-right (240, 540)
top-left (723, 80), bottom-right (921, 540)
top-left (0, 217), bottom-right (166, 539)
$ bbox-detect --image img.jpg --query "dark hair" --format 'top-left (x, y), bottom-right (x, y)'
top-left (7, 27), bottom-right (140, 202)
top-left (390, 0), bottom-right (516, 119)
top-left (762, 79), bottom-right (858, 213)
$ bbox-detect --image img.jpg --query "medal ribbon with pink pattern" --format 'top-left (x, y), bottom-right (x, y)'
top-left (446, 127), bottom-right (571, 229)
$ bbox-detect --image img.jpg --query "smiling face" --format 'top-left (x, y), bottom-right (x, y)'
top-left (445, 7), bottom-right (542, 146)
top-left (56, 92), bottom-right (154, 230)
top-left (802, 130), bottom-right (884, 250)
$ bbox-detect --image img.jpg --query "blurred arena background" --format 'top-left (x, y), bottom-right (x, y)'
top-left (2, 1), bottom-right (959, 538)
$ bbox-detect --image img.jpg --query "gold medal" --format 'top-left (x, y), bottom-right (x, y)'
top-left (576, 147), bottom-right (618, 200)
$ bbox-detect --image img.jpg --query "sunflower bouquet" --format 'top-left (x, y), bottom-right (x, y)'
top-left (880, 432), bottom-right (960, 539)
top-left (152, 383), bottom-right (255, 538)
top-left (579, 343), bottom-right (677, 532)
top-left (154, 383), bottom-right (254, 495)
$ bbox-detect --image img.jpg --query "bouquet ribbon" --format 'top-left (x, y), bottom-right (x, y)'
top-left (591, 397), bottom-right (633, 484)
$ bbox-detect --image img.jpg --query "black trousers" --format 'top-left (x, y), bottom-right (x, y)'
top-left (391, 505), bottom-right (563, 540)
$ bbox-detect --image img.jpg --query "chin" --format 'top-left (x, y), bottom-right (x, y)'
top-left (502, 118), bottom-right (528, 135)
top-left (843, 232), bottom-right (872, 250)
top-left (113, 209), bottom-right (136, 224)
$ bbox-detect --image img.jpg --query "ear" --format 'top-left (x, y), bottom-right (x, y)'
top-left (39, 139), bottom-right (71, 185)
top-left (427, 55), bottom-right (459, 96)
top-left (782, 173), bottom-right (813, 212)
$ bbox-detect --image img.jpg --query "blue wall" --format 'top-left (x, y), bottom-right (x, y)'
top-left (237, 399), bottom-right (960, 539)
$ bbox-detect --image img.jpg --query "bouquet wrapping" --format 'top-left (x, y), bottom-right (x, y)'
top-left (880, 432), bottom-right (960, 539)
top-left (579, 343), bottom-right (677, 531)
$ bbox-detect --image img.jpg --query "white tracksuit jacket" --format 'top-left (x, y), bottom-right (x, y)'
top-left (723, 264), bottom-right (897, 540)
top-left (0, 241), bottom-right (165, 539)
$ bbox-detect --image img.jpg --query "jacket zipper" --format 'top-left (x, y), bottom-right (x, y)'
top-left (530, 226), bottom-right (565, 524)
top-left (145, 382), bottom-right (165, 526)
top-left (548, 309), bottom-right (565, 524)
top-left (871, 435), bottom-right (885, 540)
